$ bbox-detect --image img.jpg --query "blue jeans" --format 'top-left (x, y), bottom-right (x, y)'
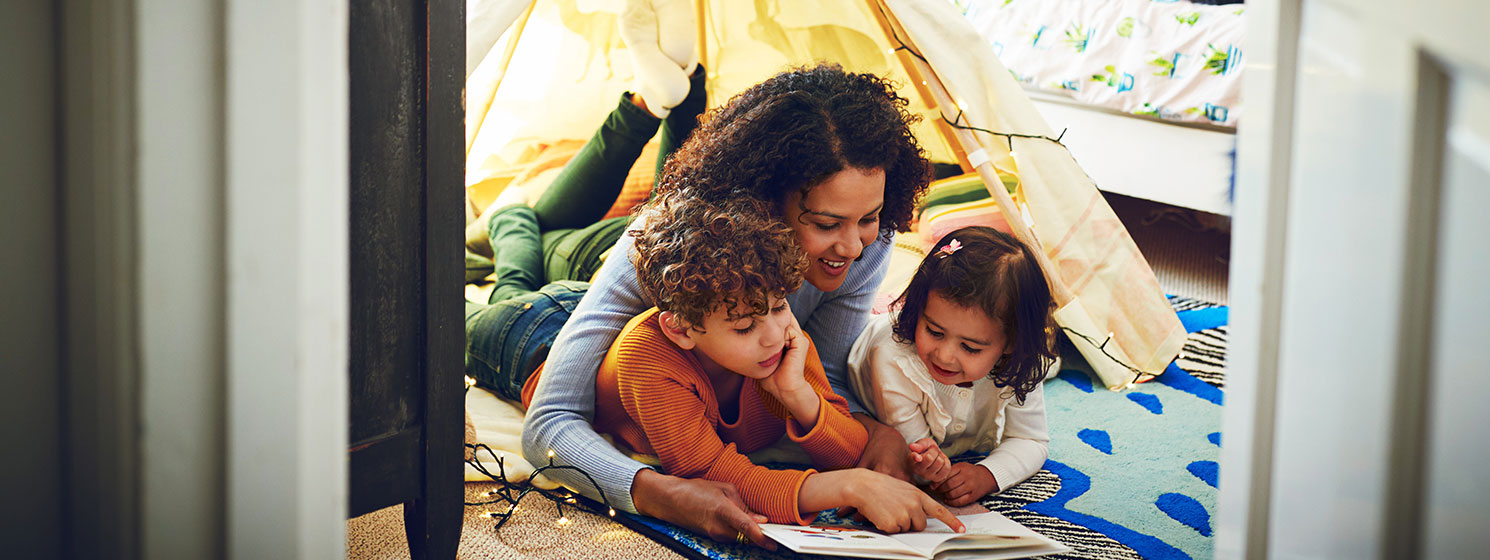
top-left (464, 280), bottom-right (588, 401)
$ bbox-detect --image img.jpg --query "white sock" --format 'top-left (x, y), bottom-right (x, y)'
top-left (651, 0), bottom-right (697, 75)
top-left (619, 0), bottom-right (688, 118)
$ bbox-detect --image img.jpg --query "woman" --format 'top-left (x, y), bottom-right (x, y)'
top-left (467, 1), bottom-right (934, 546)
top-left (517, 62), bottom-right (934, 545)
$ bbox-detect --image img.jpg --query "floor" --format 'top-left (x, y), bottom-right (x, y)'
top-left (347, 192), bottom-right (1231, 560)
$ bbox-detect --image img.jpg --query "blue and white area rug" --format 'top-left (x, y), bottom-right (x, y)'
top-left (620, 296), bottom-right (1228, 560)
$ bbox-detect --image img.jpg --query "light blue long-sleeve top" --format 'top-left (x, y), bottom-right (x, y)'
top-left (521, 225), bottom-right (892, 513)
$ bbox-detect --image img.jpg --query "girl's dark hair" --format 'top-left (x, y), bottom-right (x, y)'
top-left (891, 226), bottom-right (1056, 402)
top-left (653, 63), bottom-right (932, 239)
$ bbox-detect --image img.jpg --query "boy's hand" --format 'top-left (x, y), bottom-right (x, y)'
top-left (908, 438), bottom-right (952, 485)
top-left (930, 463), bottom-right (998, 507)
top-left (759, 311), bottom-right (821, 429)
top-left (760, 311), bottom-right (810, 397)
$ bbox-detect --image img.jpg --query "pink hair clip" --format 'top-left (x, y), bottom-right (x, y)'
top-left (938, 239), bottom-right (962, 256)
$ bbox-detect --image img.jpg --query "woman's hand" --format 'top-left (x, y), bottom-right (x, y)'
top-left (908, 438), bottom-right (952, 485)
top-left (930, 463), bottom-right (999, 507)
top-left (853, 414), bottom-right (913, 481)
top-left (758, 311), bottom-right (820, 429)
top-left (632, 469), bottom-right (776, 550)
top-left (821, 469), bottom-right (964, 534)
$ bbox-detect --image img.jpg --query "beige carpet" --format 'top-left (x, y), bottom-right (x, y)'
top-left (348, 193), bottom-right (1230, 560)
top-left (347, 482), bottom-right (684, 560)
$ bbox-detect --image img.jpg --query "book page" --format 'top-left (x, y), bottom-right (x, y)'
top-left (890, 512), bottom-right (1068, 559)
top-left (760, 524), bottom-right (926, 560)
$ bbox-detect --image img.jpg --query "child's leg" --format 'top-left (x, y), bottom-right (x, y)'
top-left (654, 65), bottom-right (707, 182)
top-left (464, 281), bottom-right (588, 401)
top-left (541, 216), bottom-right (630, 284)
top-left (484, 205), bottom-right (545, 304)
top-left (530, 94), bottom-right (662, 231)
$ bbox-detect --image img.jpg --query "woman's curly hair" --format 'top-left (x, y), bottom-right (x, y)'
top-left (630, 189), bottom-right (808, 329)
top-left (653, 63), bottom-right (932, 239)
top-left (891, 226), bottom-right (1057, 403)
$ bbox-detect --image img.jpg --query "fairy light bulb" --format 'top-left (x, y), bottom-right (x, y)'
top-left (547, 449), bottom-right (555, 459)
top-left (608, 508), bottom-right (616, 517)
top-left (557, 516), bottom-right (571, 527)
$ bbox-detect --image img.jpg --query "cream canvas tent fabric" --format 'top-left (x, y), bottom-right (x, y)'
top-left (464, 0), bottom-right (1184, 390)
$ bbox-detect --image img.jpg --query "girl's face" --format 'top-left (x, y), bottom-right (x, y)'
top-left (781, 167), bottom-right (885, 293)
top-left (914, 290), bottom-right (1008, 386)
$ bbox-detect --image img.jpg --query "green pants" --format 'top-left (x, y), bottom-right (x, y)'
top-left (478, 68), bottom-right (706, 302)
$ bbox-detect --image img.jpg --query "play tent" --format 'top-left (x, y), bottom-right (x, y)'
top-left (464, 0), bottom-right (1186, 391)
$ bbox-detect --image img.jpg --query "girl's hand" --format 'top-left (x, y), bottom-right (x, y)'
top-left (930, 463), bottom-right (999, 507)
top-left (908, 438), bottom-right (952, 485)
top-left (838, 469), bottom-right (964, 534)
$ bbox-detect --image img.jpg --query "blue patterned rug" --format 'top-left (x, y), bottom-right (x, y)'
top-left (619, 296), bottom-right (1228, 560)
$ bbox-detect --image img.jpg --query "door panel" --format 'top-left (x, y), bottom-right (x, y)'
top-left (1421, 79), bottom-right (1490, 558)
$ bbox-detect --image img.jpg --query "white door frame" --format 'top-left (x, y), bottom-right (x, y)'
top-left (1219, 1), bottom-right (1490, 558)
top-left (60, 0), bottom-right (350, 557)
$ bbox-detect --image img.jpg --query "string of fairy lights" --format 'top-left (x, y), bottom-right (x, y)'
top-left (462, 376), bottom-right (616, 532)
top-left (460, 10), bottom-right (1179, 536)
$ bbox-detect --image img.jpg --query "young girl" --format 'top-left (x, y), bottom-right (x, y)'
top-left (847, 226), bottom-right (1058, 506)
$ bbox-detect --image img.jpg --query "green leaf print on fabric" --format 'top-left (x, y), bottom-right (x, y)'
top-left (1149, 52), bottom-right (1176, 76)
top-left (1176, 12), bottom-right (1200, 26)
top-left (1204, 44), bottom-right (1231, 75)
top-left (1117, 17), bottom-right (1136, 38)
top-left (1133, 103), bottom-right (1161, 118)
top-left (1064, 23), bottom-right (1092, 53)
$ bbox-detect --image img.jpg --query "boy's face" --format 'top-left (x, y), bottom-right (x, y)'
top-left (683, 297), bottom-right (794, 379)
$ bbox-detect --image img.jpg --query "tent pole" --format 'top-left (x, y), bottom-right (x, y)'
top-left (861, 0), bottom-right (970, 172)
top-left (867, 0), bottom-right (1075, 306)
top-left (490, 0), bottom-right (535, 98)
top-left (695, 0), bottom-right (708, 74)
top-left (467, 0), bottom-right (536, 156)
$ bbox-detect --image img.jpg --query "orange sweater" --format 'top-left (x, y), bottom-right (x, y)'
top-left (523, 307), bottom-right (868, 524)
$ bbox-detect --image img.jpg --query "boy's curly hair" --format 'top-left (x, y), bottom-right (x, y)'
top-left (631, 189), bottom-right (807, 329)
top-left (891, 226), bottom-right (1057, 403)
top-left (654, 63), bottom-right (932, 240)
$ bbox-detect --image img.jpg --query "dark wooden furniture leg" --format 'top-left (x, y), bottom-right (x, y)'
top-left (347, 0), bottom-right (464, 558)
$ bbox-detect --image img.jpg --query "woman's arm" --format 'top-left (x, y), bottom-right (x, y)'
top-left (520, 232), bottom-right (652, 509)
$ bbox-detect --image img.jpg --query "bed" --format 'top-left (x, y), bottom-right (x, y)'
top-left (949, 0), bottom-right (1243, 216)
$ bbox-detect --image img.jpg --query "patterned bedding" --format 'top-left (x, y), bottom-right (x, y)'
top-left (951, 0), bottom-right (1245, 127)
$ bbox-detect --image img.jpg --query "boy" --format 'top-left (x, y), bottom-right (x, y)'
top-left (520, 192), bottom-right (955, 529)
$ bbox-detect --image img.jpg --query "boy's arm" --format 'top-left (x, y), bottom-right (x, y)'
top-left (977, 383), bottom-right (1051, 491)
top-left (798, 237), bottom-right (892, 414)
top-left (616, 344), bottom-right (817, 525)
top-left (781, 339), bottom-right (868, 469)
top-left (798, 238), bottom-right (913, 479)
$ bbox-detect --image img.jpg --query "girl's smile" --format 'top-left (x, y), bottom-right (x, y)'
top-left (914, 291), bottom-right (1009, 386)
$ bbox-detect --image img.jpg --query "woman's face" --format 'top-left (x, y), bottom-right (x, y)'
top-left (781, 166), bottom-right (885, 292)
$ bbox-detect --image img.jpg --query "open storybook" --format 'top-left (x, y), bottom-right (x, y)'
top-left (760, 511), bottom-right (1070, 560)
